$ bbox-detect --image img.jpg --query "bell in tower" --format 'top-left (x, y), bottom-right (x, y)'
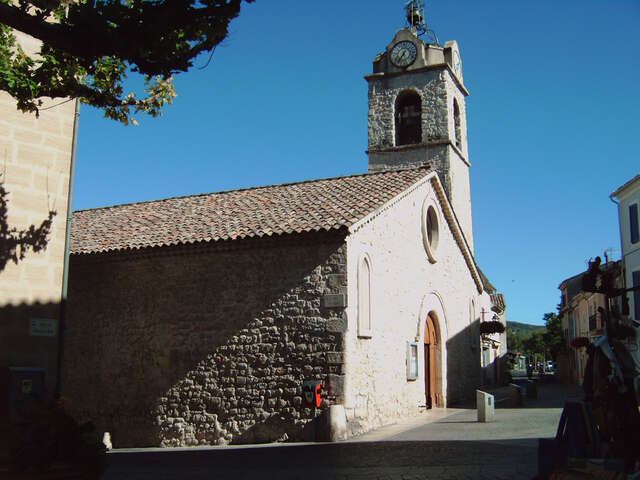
top-left (404, 0), bottom-right (440, 45)
top-left (406, 2), bottom-right (424, 29)
top-left (365, 2), bottom-right (474, 251)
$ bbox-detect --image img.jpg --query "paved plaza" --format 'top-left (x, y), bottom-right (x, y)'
top-left (102, 379), bottom-right (582, 480)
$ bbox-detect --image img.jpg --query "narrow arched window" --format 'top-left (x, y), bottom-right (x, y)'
top-left (453, 99), bottom-right (461, 149)
top-left (470, 299), bottom-right (476, 324)
top-left (358, 256), bottom-right (372, 337)
top-left (395, 91), bottom-right (422, 146)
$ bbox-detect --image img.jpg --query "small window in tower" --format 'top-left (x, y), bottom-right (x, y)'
top-left (395, 91), bottom-right (422, 146)
top-left (453, 99), bottom-right (462, 150)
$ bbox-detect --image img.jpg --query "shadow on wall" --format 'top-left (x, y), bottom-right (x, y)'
top-left (0, 301), bottom-right (62, 450)
top-left (444, 318), bottom-right (483, 406)
top-left (64, 234), bottom-right (346, 448)
top-left (0, 179), bottom-right (56, 274)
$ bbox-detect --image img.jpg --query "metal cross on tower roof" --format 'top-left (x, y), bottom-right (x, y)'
top-left (405, 0), bottom-right (440, 45)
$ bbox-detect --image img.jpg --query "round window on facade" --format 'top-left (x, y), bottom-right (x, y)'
top-left (422, 199), bottom-right (440, 263)
top-left (427, 206), bottom-right (439, 248)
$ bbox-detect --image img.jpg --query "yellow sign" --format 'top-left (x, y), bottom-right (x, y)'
top-left (21, 379), bottom-right (33, 394)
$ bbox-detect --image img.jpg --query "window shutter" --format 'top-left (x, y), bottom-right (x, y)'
top-left (630, 204), bottom-right (639, 244)
top-left (633, 270), bottom-right (640, 321)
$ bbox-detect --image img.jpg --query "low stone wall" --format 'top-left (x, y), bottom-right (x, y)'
top-left (64, 232), bottom-right (347, 447)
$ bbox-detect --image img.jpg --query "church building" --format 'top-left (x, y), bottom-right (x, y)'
top-left (63, 3), bottom-right (506, 447)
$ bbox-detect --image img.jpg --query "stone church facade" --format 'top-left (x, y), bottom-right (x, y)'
top-left (63, 21), bottom-right (506, 447)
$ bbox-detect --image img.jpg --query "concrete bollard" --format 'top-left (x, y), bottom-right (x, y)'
top-left (102, 432), bottom-right (112, 450)
top-left (526, 380), bottom-right (538, 399)
top-left (326, 404), bottom-right (348, 441)
top-left (476, 390), bottom-right (495, 422)
top-left (509, 383), bottom-right (523, 407)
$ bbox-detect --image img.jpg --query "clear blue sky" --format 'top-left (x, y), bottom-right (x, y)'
top-left (73, 0), bottom-right (640, 326)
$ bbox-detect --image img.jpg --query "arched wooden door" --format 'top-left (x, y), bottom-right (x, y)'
top-left (424, 312), bottom-right (441, 408)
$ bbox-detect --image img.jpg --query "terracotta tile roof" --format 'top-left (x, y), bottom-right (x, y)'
top-left (71, 167), bottom-right (433, 254)
top-left (490, 293), bottom-right (506, 313)
top-left (477, 267), bottom-right (496, 293)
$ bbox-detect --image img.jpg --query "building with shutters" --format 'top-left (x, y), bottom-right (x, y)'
top-left (558, 261), bottom-right (624, 384)
top-left (611, 175), bottom-right (640, 324)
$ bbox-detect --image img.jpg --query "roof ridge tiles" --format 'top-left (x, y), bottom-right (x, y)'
top-left (73, 166), bottom-right (432, 213)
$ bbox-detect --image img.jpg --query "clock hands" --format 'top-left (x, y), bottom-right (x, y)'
top-left (391, 41), bottom-right (416, 67)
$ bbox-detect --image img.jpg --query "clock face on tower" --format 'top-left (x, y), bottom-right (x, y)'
top-left (453, 50), bottom-right (462, 77)
top-left (390, 41), bottom-right (417, 68)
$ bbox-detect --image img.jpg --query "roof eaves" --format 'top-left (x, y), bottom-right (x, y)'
top-left (71, 225), bottom-right (351, 256)
top-left (610, 173), bottom-right (640, 199)
top-left (429, 176), bottom-right (484, 294)
top-left (558, 271), bottom-right (585, 289)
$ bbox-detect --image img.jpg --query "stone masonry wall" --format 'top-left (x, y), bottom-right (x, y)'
top-left (368, 70), bottom-right (449, 152)
top-left (64, 232), bottom-right (347, 447)
top-left (343, 174), bottom-right (481, 437)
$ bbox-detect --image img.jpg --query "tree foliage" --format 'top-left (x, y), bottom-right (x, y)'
top-left (542, 312), bottom-right (564, 361)
top-left (506, 312), bottom-right (565, 363)
top-left (0, 0), bottom-right (253, 125)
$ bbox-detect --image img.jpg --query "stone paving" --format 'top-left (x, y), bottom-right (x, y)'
top-left (105, 440), bottom-right (538, 480)
top-left (100, 380), bottom-right (582, 480)
top-left (0, 378), bottom-right (578, 479)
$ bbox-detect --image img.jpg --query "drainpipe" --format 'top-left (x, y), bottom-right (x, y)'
top-left (55, 99), bottom-right (80, 398)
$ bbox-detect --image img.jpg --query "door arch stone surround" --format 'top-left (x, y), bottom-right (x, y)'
top-left (415, 292), bottom-right (449, 407)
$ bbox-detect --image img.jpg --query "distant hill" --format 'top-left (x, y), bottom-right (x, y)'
top-left (507, 321), bottom-right (546, 338)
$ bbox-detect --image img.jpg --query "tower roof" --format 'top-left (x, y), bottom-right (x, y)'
top-left (71, 167), bottom-right (433, 254)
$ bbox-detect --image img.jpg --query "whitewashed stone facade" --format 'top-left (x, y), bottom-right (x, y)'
top-left (343, 172), bottom-right (482, 436)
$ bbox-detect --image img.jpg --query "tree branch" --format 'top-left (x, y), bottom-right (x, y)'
top-left (0, 2), bottom-right (74, 52)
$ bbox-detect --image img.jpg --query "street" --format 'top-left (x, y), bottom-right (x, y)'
top-left (103, 380), bottom-right (581, 480)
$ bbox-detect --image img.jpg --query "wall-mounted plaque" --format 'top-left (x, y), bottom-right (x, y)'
top-left (407, 342), bottom-right (419, 381)
top-left (29, 318), bottom-right (57, 337)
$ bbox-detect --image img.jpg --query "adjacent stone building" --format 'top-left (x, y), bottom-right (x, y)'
top-left (0, 30), bottom-right (77, 444)
top-left (64, 18), bottom-right (506, 446)
top-left (558, 262), bottom-right (624, 384)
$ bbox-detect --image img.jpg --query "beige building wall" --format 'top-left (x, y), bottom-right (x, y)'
top-left (560, 285), bottom-right (608, 385)
top-left (343, 172), bottom-right (482, 437)
top-left (0, 30), bottom-right (76, 423)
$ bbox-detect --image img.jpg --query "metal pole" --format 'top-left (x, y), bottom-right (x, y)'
top-left (55, 99), bottom-right (80, 398)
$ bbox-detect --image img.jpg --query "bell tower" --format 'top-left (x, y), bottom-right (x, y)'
top-left (366, 1), bottom-right (474, 250)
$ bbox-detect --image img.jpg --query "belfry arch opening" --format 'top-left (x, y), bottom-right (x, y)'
top-left (395, 91), bottom-right (422, 146)
top-left (424, 311), bottom-right (443, 408)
